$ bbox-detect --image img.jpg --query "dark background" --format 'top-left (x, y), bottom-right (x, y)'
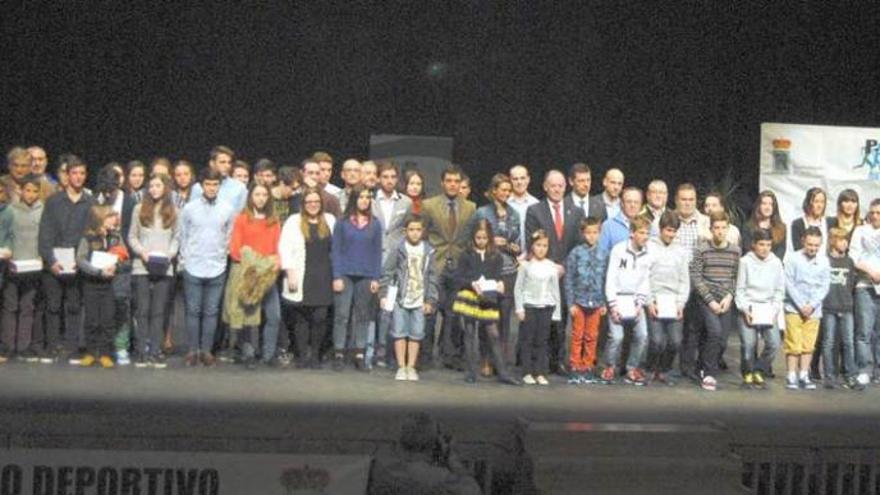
top-left (2, 1), bottom-right (879, 211)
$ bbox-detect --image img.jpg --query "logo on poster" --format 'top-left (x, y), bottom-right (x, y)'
top-left (854, 139), bottom-right (880, 180)
top-left (771, 138), bottom-right (791, 173)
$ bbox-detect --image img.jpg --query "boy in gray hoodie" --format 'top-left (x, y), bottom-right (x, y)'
top-left (735, 228), bottom-right (784, 388)
top-left (646, 211), bottom-right (690, 385)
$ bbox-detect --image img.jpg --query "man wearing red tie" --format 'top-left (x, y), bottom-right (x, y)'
top-left (525, 169), bottom-right (585, 374)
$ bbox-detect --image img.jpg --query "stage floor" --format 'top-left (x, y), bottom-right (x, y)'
top-left (1, 347), bottom-right (878, 494)
top-left (0, 350), bottom-right (878, 444)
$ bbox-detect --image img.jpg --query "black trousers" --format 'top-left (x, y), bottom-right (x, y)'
top-left (83, 281), bottom-right (115, 356)
top-left (679, 294), bottom-right (704, 376)
top-left (462, 317), bottom-right (508, 378)
top-left (546, 280), bottom-right (569, 373)
top-left (292, 305), bottom-right (330, 361)
top-left (133, 275), bottom-right (173, 357)
top-left (42, 272), bottom-right (83, 352)
top-left (1, 273), bottom-right (41, 352)
top-left (519, 306), bottom-right (554, 377)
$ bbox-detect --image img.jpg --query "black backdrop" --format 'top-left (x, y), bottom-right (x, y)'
top-left (2, 1), bottom-right (879, 213)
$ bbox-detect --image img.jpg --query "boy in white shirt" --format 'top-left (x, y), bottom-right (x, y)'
top-left (602, 216), bottom-right (652, 385)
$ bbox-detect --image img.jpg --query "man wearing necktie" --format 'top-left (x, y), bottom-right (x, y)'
top-left (420, 165), bottom-right (476, 368)
top-left (525, 170), bottom-right (585, 375)
top-left (567, 162), bottom-right (605, 221)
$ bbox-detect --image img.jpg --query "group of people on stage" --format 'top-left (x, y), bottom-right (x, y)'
top-left (1, 143), bottom-right (878, 392)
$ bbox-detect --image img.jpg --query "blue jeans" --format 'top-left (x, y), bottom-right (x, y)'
top-left (647, 317), bottom-right (683, 373)
top-left (392, 306), bottom-right (426, 341)
top-left (183, 271), bottom-right (226, 353)
top-left (605, 312), bottom-right (647, 372)
top-left (822, 311), bottom-right (855, 379)
top-left (332, 275), bottom-right (374, 351)
top-left (261, 285), bottom-right (281, 360)
top-left (738, 316), bottom-right (780, 375)
top-left (698, 303), bottom-right (734, 377)
top-left (854, 288), bottom-right (880, 374)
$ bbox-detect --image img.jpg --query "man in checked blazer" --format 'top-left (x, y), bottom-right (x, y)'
top-left (419, 164), bottom-right (476, 367)
top-left (525, 169), bottom-right (585, 375)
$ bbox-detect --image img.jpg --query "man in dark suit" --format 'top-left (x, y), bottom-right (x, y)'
top-left (525, 169), bottom-right (585, 374)
top-left (590, 167), bottom-right (625, 222)
top-left (566, 162), bottom-right (606, 221)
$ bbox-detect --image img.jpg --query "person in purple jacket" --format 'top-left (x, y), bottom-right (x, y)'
top-left (331, 185), bottom-right (383, 371)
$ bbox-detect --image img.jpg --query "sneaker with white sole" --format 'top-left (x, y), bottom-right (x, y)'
top-left (701, 375), bottom-right (717, 391)
top-left (800, 377), bottom-right (817, 390)
top-left (522, 374), bottom-right (537, 385)
top-left (785, 376), bottom-right (799, 390)
top-left (395, 367), bottom-right (408, 381)
top-left (857, 372), bottom-right (871, 386)
top-left (535, 375), bottom-right (549, 386)
top-left (115, 350), bottom-right (131, 366)
top-left (406, 367), bottom-right (420, 382)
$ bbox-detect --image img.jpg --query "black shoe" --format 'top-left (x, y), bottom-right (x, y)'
top-left (718, 358), bottom-right (728, 371)
top-left (464, 372), bottom-right (477, 384)
top-left (216, 349), bottom-right (235, 363)
top-left (309, 359), bottom-right (323, 370)
top-left (67, 351), bottom-right (85, 366)
top-left (332, 354), bottom-right (345, 372)
top-left (499, 374), bottom-right (521, 386)
top-left (843, 376), bottom-right (866, 391)
top-left (18, 349), bottom-right (39, 363)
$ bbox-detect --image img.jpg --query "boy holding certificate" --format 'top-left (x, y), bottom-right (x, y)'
top-left (783, 227), bottom-right (830, 390)
top-left (734, 228), bottom-right (784, 389)
top-left (380, 215), bottom-right (439, 382)
top-left (602, 216), bottom-right (652, 386)
top-left (646, 211), bottom-right (690, 385)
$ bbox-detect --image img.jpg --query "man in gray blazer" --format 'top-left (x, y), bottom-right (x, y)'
top-left (372, 161), bottom-right (413, 262)
top-left (371, 161), bottom-right (413, 368)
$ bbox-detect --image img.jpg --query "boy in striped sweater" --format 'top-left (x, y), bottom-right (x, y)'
top-left (690, 211), bottom-right (740, 391)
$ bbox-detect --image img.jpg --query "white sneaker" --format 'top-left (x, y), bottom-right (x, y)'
top-left (406, 367), bottom-right (420, 381)
top-left (522, 374), bottom-right (537, 385)
top-left (395, 367), bottom-right (408, 381)
top-left (701, 375), bottom-right (717, 391)
top-left (116, 350), bottom-right (131, 366)
top-left (857, 373), bottom-right (871, 386)
top-left (536, 375), bottom-right (550, 386)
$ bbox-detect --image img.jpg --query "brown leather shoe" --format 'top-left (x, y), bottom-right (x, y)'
top-left (200, 352), bottom-right (216, 367)
top-left (185, 352), bottom-right (199, 367)
top-left (480, 359), bottom-right (494, 377)
top-left (163, 332), bottom-right (174, 354)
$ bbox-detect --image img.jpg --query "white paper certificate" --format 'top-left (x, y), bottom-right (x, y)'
top-left (11, 259), bottom-right (42, 273)
top-left (478, 279), bottom-right (498, 293)
top-left (382, 286), bottom-right (398, 312)
top-left (656, 294), bottom-right (678, 319)
top-left (616, 295), bottom-right (637, 320)
top-left (751, 303), bottom-right (775, 326)
top-left (53, 248), bottom-right (76, 274)
top-left (90, 251), bottom-right (118, 270)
